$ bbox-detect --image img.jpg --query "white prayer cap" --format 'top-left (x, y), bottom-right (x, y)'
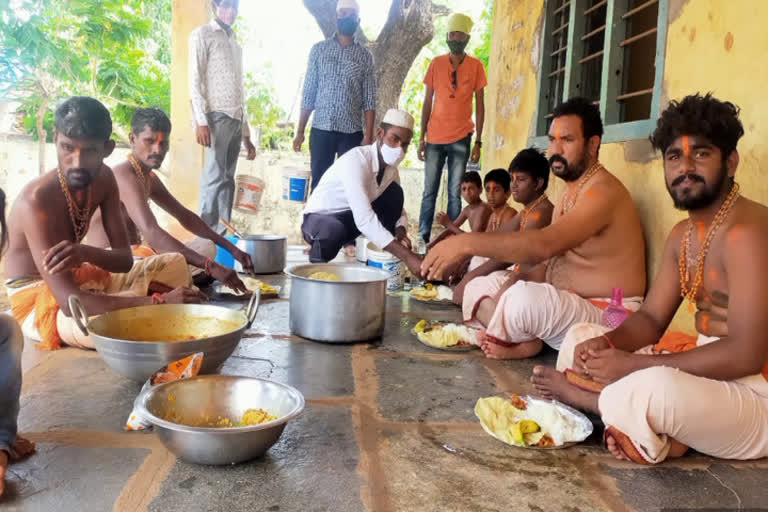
top-left (382, 109), bottom-right (415, 132)
top-left (336, 0), bottom-right (360, 14)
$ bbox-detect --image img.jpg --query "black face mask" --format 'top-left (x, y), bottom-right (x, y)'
top-left (337, 16), bottom-right (359, 36)
top-left (447, 39), bottom-right (468, 55)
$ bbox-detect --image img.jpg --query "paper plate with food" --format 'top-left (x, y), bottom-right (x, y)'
top-left (411, 320), bottom-right (479, 352)
top-left (409, 283), bottom-right (455, 305)
top-left (474, 394), bottom-right (593, 450)
top-left (213, 276), bottom-right (280, 299)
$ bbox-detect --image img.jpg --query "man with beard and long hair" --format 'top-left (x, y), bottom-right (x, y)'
top-left (87, 107), bottom-right (253, 293)
top-left (422, 97), bottom-right (646, 360)
top-left (5, 97), bottom-right (202, 351)
top-left (531, 93), bottom-right (768, 465)
top-left (294, 0), bottom-right (377, 194)
top-left (417, 12), bottom-right (487, 244)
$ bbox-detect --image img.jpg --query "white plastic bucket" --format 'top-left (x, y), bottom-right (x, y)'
top-left (282, 167), bottom-right (311, 202)
top-left (366, 242), bottom-right (403, 291)
top-left (234, 175), bottom-right (265, 214)
top-left (355, 236), bottom-right (368, 263)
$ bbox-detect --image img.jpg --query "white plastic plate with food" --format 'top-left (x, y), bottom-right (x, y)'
top-left (214, 276), bottom-right (280, 299)
top-left (411, 320), bottom-right (479, 352)
top-left (409, 283), bottom-right (455, 305)
top-left (475, 394), bottom-right (593, 449)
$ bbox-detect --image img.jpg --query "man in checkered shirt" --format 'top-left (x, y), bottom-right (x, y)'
top-left (293, 0), bottom-right (377, 195)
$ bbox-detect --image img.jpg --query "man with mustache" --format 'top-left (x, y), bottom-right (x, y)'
top-left (422, 97), bottom-right (646, 360)
top-left (5, 97), bottom-right (201, 351)
top-left (532, 93), bottom-right (768, 465)
top-left (88, 107), bottom-right (252, 293)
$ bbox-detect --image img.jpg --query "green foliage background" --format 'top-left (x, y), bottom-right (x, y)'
top-left (0, 0), bottom-right (494, 153)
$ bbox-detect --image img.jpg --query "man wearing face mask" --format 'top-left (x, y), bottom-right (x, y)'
top-left (417, 13), bottom-right (488, 244)
top-left (189, 0), bottom-right (257, 235)
top-left (294, 0), bottom-right (377, 193)
top-left (301, 109), bottom-right (422, 277)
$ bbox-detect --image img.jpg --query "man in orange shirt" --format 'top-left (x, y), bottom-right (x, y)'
top-left (417, 12), bottom-right (488, 243)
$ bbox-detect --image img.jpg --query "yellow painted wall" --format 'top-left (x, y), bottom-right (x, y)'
top-left (486, 0), bottom-right (768, 332)
top-left (168, 0), bottom-right (209, 240)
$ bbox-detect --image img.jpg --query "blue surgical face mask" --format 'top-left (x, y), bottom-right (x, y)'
top-left (337, 16), bottom-right (359, 36)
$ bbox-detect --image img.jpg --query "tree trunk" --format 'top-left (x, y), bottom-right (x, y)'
top-left (302, 0), bottom-right (449, 123)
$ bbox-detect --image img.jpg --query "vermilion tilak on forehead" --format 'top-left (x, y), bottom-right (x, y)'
top-left (155, 133), bottom-right (165, 144)
top-left (682, 135), bottom-right (691, 157)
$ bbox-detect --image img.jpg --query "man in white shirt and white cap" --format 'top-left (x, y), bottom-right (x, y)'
top-left (302, 109), bottom-right (423, 277)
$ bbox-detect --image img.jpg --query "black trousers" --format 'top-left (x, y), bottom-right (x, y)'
top-left (301, 182), bottom-right (405, 263)
top-left (309, 128), bottom-right (364, 192)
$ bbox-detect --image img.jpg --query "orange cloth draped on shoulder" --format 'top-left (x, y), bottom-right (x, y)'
top-left (9, 264), bottom-right (111, 350)
top-left (653, 331), bottom-right (768, 381)
top-left (132, 245), bottom-right (156, 258)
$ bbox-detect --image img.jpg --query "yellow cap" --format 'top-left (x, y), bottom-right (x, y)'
top-left (447, 13), bottom-right (473, 34)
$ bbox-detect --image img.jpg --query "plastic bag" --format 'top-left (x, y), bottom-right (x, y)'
top-left (124, 352), bottom-right (203, 431)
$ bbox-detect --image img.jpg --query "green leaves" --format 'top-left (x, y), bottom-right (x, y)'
top-left (0, 0), bottom-right (171, 142)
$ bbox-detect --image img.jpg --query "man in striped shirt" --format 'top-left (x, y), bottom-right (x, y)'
top-left (293, 0), bottom-right (377, 194)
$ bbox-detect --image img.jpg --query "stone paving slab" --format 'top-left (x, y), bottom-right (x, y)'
top-left (377, 427), bottom-right (610, 512)
top-left (3, 443), bottom-right (149, 512)
top-left (376, 354), bottom-right (500, 422)
top-left (148, 404), bottom-right (363, 512)
top-left (603, 463), bottom-right (749, 511)
top-left (221, 335), bottom-right (355, 398)
top-left (18, 353), bottom-right (140, 432)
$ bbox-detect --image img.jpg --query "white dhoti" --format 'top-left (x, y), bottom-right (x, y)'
top-left (478, 280), bottom-right (641, 350)
top-left (558, 323), bottom-right (768, 463)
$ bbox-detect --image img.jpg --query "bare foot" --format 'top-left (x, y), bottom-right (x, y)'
top-left (530, 366), bottom-right (599, 413)
top-left (0, 436), bottom-right (35, 499)
top-left (480, 337), bottom-right (543, 360)
top-left (343, 245), bottom-right (356, 258)
top-left (12, 436), bottom-right (35, 459)
top-left (606, 435), bottom-right (629, 461)
top-left (668, 438), bottom-right (689, 458)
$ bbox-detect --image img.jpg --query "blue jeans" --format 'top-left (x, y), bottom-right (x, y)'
top-left (418, 134), bottom-right (472, 242)
top-left (0, 314), bottom-right (23, 456)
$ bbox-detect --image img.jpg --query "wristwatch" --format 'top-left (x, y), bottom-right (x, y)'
top-left (474, 140), bottom-right (482, 147)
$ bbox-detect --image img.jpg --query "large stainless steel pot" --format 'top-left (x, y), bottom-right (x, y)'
top-left (137, 375), bottom-right (305, 465)
top-left (286, 263), bottom-right (389, 343)
top-left (234, 234), bottom-right (287, 274)
top-left (68, 293), bottom-right (260, 382)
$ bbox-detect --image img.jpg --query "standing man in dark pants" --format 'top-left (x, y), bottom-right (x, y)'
top-left (189, 0), bottom-right (257, 235)
top-left (417, 13), bottom-right (487, 243)
top-left (293, 0), bottom-right (377, 193)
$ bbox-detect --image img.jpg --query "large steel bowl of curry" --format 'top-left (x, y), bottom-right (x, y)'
top-left (286, 263), bottom-right (389, 343)
top-left (68, 293), bottom-right (260, 382)
top-left (137, 375), bottom-right (304, 465)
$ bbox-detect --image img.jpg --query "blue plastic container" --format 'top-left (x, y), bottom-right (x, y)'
top-left (214, 235), bottom-right (238, 269)
top-left (282, 167), bottom-right (311, 202)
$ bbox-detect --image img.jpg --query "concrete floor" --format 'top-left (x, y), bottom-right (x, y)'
top-left (3, 248), bottom-right (768, 511)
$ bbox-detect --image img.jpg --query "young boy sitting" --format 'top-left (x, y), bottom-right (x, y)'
top-left (435, 171), bottom-right (491, 236)
top-left (483, 168), bottom-right (517, 232)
